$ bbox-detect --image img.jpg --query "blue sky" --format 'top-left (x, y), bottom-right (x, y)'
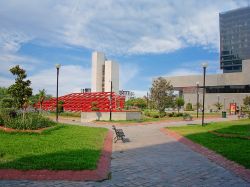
top-left (0, 0), bottom-right (248, 97)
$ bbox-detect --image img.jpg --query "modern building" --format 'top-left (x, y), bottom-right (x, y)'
top-left (220, 6), bottom-right (250, 73)
top-left (91, 52), bottom-right (119, 93)
top-left (162, 7), bottom-right (250, 111)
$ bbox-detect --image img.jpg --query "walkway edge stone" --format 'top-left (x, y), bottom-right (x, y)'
top-left (161, 128), bottom-right (250, 183)
top-left (0, 130), bottom-right (113, 181)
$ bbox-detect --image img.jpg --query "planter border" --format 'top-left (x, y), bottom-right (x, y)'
top-left (0, 130), bottom-right (113, 181)
top-left (161, 128), bottom-right (250, 183)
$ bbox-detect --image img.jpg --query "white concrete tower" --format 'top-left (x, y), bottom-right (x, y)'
top-left (91, 52), bottom-right (105, 92)
top-left (91, 51), bottom-right (120, 93)
top-left (104, 60), bottom-right (119, 93)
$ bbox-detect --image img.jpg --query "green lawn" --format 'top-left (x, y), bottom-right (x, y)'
top-left (167, 120), bottom-right (250, 169)
top-left (0, 125), bottom-right (108, 170)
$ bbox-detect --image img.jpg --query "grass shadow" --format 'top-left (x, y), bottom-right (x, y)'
top-left (0, 149), bottom-right (101, 170)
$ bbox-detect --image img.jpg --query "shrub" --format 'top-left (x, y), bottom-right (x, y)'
top-left (58, 100), bottom-right (64, 113)
top-left (143, 109), bottom-right (161, 118)
top-left (185, 103), bottom-right (193, 111)
top-left (0, 114), bottom-right (4, 125)
top-left (4, 113), bottom-right (56, 130)
top-left (0, 97), bottom-right (14, 109)
top-left (0, 108), bottom-right (17, 119)
top-left (159, 111), bottom-right (166, 118)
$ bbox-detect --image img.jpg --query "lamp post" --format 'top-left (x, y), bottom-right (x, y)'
top-left (196, 82), bottom-right (199, 118)
top-left (55, 64), bottom-right (61, 123)
top-left (109, 80), bottom-right (113, 121)
top-left (146, 92), bottom-right (149, 109)
top-left (202, 63), bottom-right (208, 126)
top-left (217, 95), bottom-right (221, 111)
top-left (224, 97), bottom-right (226, 111)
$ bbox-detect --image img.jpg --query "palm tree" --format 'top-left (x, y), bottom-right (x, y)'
top-left (214, 102), bottom-right (223, 111)
top-left (38, 89), bottom-right (46, 112)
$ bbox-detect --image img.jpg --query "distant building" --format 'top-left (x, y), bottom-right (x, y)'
top-left (119, 90), bottom-right (135, 100)
top-left (91, 52), bottom-right (119, 93)
top-left (220, 7), bottom-right (250, 73)
top-left (81, 88), bottom-right (91, 93)
top-left (162, 7), bottom-right (250, 111)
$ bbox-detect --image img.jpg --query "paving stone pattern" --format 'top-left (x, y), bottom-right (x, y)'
top-left (1, 117), bottom-right (249, 187)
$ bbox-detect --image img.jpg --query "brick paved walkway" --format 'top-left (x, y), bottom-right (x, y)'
top-left (1, 117), bottom-right (249, 186)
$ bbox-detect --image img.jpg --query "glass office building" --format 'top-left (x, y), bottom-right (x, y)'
top-left (219, 7), bottom-right (250, 73)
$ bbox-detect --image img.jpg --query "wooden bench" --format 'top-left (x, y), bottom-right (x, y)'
top-left (112, 125), bottom-right (126, 143)
top-left (183, 114), bottom-right (193, 121)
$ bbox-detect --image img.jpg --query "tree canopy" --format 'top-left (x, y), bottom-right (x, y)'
top-left (150, 77), bottom-right (174, 113)
top-left (8, 65), bottom-right (33, 109)
top-left (175, 97), bottom-right (185, 113)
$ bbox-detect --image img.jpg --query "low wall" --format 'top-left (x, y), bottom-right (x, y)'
top-left (81, 111), bottom-right (141, 122)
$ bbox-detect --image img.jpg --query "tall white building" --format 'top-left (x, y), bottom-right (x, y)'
top-left (91, 51), bottom-right (119, 93)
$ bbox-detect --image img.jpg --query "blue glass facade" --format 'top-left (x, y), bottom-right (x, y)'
top-left (219, 7), bottom-right (250, 73)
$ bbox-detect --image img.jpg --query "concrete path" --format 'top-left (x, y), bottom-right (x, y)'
top-left (1, 117), bottom-right (250, 186)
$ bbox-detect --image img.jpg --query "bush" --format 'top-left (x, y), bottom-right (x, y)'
top-left (166, 112), bottom-right (183, 117)
top-left (0, 108), bottom-right (17, 119)
top-left (159, 111), bottom-right (166, 118)
top-left (143, 109), bottom-right (161, 118)
top-left (58, 100), bottom-right (64, 113)
top-left (185, 103), bottom-right (193, 111)
top-left (4, 113), bottom-right (56, 130)
top-left (0, 97), bottom-right (14, 109)
top-left (0, 114), bottom-right (4, 125)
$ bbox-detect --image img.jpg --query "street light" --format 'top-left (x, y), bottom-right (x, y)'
top-left (224, 97), bottom-right (227, 111)
top-left (217, 95), bottom-right (220, 110)
top-left (55, 63), bottom-right (61, 123)
top-left (202, 62), bottom-right (208, 126)
top-left (196, 82), bottom-right (199, 118)
top-left (109, 80), bottom-right (113, 121)
top-left (146, 92), bottom-right (149, 109)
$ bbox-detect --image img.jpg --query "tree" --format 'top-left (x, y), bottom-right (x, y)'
top-left (150, 77), bottom-right (174, 113)
top-left (214, 102), bottom-right (223, 111)
top-left (243, 96), bottom-right (250, 109)
top-left (38, 89), bottom-right (46, 111)
top-left (175, 97), bottom-right (185, 113)
top-left (8, 65), bottom-right (33, 111)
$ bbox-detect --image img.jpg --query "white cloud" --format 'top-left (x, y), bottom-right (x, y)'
top-left (120, 63), bottom-right (139, 88)
top-left (165, 69), bottom-right (200, 77)
top-left (0, 65), bottom-right (91, 96)
top-left (0, 0), bottom-right (248, 55)
top-left (29, 65), bottom-right (91, 96)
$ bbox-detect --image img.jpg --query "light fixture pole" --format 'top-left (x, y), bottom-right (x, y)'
top-left (55, 64), bottom-right (61, 123)
top-left (217, 95), bottom-right (220, 110)
top-left (109, 80), bottom-right (113, 121)
top-left (202, 63), bottom-right (208, 126)
top-left (147, 92), bottom-right (149, 109)
top-left (224, 97), bottom-right (226, 111)
top-left (196, 82), bottom-right (199, 118)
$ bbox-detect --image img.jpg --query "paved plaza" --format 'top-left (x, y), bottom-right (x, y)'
top-left (0, 117), bottom-right (249, 187)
